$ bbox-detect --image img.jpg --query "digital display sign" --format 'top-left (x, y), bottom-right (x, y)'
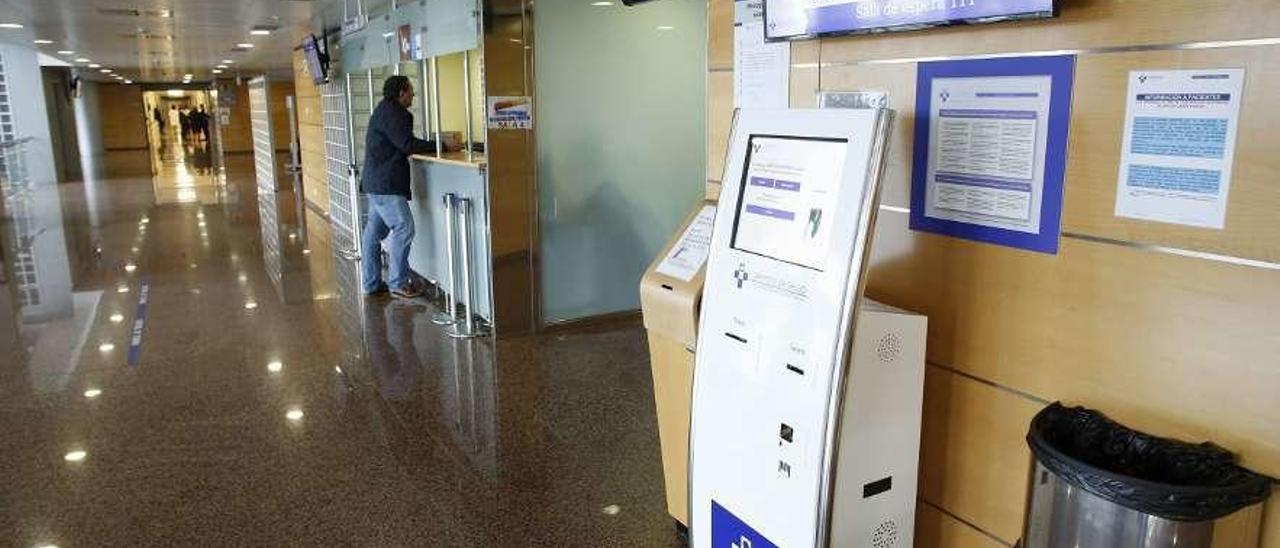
top-left (765, 0), bottom-right (1057, 41)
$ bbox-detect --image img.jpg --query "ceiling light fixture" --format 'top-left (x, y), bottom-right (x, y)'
top-left (75, 57), bottom-right (90, 63)
top-left (57, 50), bottom-right (74, 55)
top-left (88, 63), bottom-right (101, 68)
top-left (100, 69), bottom-right (112, 73)
top-left (212, 69), bottom-right (222, 74)
top-left (33, 39), bottom-right (53, 45)
top-left (215, 64), bottom-right (227, 69)
top-left (64, 450), bottom-right (87, 462)
top-left (0, 23), bottom-right (25, 30)
top-left (591, 1), bottom-right (614, 5)
top-left (250, 29), bottom-right (271, 36)
top-left (221, 59), bottom-right (234, 64)
top-left (236, 43), bottom-right (254, 49)
top-left (124, 80), bottom-right (133, 84)
top-left (657, 25), bottom-right (674, 30)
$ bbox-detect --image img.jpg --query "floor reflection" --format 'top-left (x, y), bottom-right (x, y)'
top-left (0, 135), bottom-right (682, 546)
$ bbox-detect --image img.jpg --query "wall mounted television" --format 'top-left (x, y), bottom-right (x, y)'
top-left (764, 0), bottom-right (1059, 42)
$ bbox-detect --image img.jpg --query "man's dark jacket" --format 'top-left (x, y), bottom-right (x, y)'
top-left (361, 97), bottom-right (437, 199)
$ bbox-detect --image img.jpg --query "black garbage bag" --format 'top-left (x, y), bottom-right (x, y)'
top-left (1027, 403), bottom-right (1273, 522)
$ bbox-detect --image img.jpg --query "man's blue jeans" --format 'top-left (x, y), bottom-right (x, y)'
top-left (362, 194), bottom-right (415, 293)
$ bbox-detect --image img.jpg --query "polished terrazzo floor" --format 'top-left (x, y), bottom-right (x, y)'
top-left (0, 136), bottom-right (683, 547)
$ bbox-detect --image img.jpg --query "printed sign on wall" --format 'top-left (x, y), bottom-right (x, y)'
top-left (1113, 69), bottom-right (1245, 229)
top-left (487, 96), bottom-right (532, 130)
top-left (909, 54), bottom-right (1075, 254)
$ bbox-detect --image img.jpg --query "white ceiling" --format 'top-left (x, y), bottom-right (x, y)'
top-left (0, 0), bottom-right (327, 83)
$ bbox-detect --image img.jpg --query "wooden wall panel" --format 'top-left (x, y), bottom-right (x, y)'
top-left (706, 70), bottom-right (732, 182)
top-left (221, 82), bottom-right (253, 153)
top-left (868, 210), bottom-right (1280, 477)
top-left (293, 49), bottom-right (329, 214)
top-left (915, 503), bottom-right (1008, 548)
top-left (704, 1), bottom-right (1280, 545)
top-left (98, 84), bottom-right (147, 150)
top-left (920, 365), bottom-right (1040, 544)
top-left (1063, 47), bottom-right (1280, 262)
top-left (707, 0), bottom-right (733, 70)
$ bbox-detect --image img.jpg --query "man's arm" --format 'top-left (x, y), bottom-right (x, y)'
top-left (384, 108), bottom-right (438, 155)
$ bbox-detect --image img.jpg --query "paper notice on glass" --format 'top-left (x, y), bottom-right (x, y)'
top-left (1114, 69), bottom-right (1244, 229)
top-left (656, 205), bottom-right (717, 282)
top-left (734, 0), bottom-right (790, 109)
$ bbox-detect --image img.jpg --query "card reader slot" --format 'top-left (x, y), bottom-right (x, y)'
top-left (725, 332), bottom-right (748, 344)
top-left (863, 476), bottom-right (893, 499)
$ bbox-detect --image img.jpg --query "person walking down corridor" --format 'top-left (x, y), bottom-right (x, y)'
top-left (360, 75), bottom-right (446, 299)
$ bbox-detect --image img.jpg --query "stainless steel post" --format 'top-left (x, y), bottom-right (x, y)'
top-left (449, 197), bottom-right (485, 339)
top-left (344, 73), bottom-right (363, 260)
top-left (430, 57), bottom-right (442, 158)
top-left (432, 193), bottom-right (460, 325)
top-left (285, 95), bottom-right (302, 172)
top-left (462, 51), bottom-right (474, 163)
top-left (419, 58), bottom-right (431, 136)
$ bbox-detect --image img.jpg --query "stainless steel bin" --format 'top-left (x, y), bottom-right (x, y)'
top-left (1021, 404), bottom-right (1272, 548)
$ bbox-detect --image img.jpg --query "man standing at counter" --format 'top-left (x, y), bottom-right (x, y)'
top-left (361, 75), bottom-right (441, 298)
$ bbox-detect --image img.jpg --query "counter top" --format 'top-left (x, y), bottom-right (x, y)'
top-left (410, 151), bottom-right (487, 169)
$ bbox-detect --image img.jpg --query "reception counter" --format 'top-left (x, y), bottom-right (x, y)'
top-left (407, 153), bottom-right (493, 325)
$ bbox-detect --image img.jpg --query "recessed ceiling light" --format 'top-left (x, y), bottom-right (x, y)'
top-left (657, 25), bottom-right (674, 31)
top-left (244, 301), bottom-right (258, 310)
top-left (75, 58), bottom-right (90, 63)
top-left (33, 39), bottom-right (53, 45)
top-left (88, 63), bottom-right (101, 68)
top-left (84, 389), bottom-right (102, 398)
top-left (250, 29), bottom-right (271, 36)
top-left (110, 313), bottom-right (125, 323)
top-left (381, 31), bottom-right (394, 38)
top-left (267, 360), bottom-right (283, 373)
top-left (221, 59), bottom-right (233, 64)
top-left (57, 50), bottom-right (74, 55)
top-left (591, 1), bottom-right (613, 5)
top-left (236, 43), bottom-right (254, 49)
top-left (100, 69), bottom-right (112, 73)
top-left (98, 343), bottom-right (115, 353)
top-left (182, 73), bottom-right (193, 79)
top-left (215, 64), bottom-right (227, 69)
top-left (64, 450), bottom-right (87, 462)
top-left (286, 409), bottom-right (304, 421)
top-left (124, 80), bottom-right (133, 84)
top-left (0, 23), bottom-right (25, 30)
top-left (212, 69), bottom-right (222, 74)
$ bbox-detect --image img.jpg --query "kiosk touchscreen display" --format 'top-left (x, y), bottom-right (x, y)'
top-left (731, 135), bottom-right (849, 271)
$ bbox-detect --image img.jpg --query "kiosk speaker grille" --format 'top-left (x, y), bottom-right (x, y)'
top-left (871, 519), bottom-right (900, 548)
top-left (876, 333), bottom-right (903, 363)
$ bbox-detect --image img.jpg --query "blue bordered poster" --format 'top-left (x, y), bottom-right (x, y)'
top-left (909, 55), bottom-right (1075, 254)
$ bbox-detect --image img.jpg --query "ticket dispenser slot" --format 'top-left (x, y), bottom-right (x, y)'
top-left (690, 107), bottom-right (920, 548)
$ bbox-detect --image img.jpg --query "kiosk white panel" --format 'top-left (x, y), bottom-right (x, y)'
top-left (690, 108), bottom-right (897, 548)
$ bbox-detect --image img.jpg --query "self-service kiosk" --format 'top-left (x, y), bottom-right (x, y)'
top-left (689, 108), bottom-right (925, 548)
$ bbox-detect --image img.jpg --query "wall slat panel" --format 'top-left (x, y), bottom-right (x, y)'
top-left (920, 365), bottom-right (1040, 544)
top-left (915, 503), bottom-right (1010, 548)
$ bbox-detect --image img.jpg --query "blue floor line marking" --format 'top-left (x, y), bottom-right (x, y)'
top-left (128, 280), bottom-right (151, 366)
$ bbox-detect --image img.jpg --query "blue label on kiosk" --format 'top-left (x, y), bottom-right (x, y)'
top-left (712, 501), bottom-right (780, 548)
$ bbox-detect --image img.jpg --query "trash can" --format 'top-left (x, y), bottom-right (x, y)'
top-left (1022, 403), bottom-right (1273, 548)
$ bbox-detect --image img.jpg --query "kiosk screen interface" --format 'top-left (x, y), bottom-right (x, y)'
top-left (732, 135), bottom-right (849, 270)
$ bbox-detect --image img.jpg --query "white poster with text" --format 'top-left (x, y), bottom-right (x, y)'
top-left (1114, 69), bottom-right (1244, 229)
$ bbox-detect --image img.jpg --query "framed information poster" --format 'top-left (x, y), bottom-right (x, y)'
top-left (909, 54), bottom-right (1075, 254)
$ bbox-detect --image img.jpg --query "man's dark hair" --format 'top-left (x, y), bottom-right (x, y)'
top-left (382, 75), bottom-right (412, 101)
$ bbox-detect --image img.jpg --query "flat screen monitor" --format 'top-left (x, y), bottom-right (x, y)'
top-left (302, 34), bottom-right (328, 85)
top-left (731, 135), bottom-right (849, 271)
top-left (765, 0), bottom-right (1058, 41)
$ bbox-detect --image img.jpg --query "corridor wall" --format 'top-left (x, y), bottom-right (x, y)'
top-left (705, 1), bottom-right (1280, 546)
